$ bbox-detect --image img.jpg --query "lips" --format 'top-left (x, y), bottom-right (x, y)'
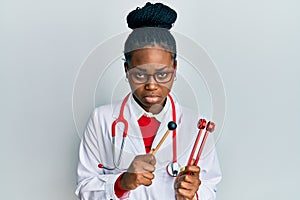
top-left (143, 95), bottom-right (161, 104)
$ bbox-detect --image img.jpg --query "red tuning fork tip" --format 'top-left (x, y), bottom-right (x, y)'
top-left (197, 119), bottom-right (207, 129)
top-left (206, 121), bottom-right (215, 132)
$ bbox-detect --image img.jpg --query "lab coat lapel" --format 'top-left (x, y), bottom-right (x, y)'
top-left (126, 97), bottom-right (147, 154)
top-left (127, 115), bottom-right (146, 154)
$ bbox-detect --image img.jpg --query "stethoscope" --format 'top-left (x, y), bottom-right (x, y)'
top-left (98, 93), bottom-right (181, 177)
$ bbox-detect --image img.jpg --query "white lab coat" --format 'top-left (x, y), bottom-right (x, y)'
top-left (76, 93), bottom-right (222, 200)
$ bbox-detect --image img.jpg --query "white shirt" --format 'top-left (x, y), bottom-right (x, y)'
top-left (76, 93), bottom-right (222, 200)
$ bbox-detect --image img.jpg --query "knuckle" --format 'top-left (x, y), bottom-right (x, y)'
top-left (135, 155), bottom-right (143, 161)
top-left (136, 176), bottom-right (142, 185)
top-left (184, 175), bottom-right (190, 182)
top-left (177, 188), bottom-right (183, 195)
top-left (150, 165), bottom-right (155, 172)
top-left (132, 160), bottom-right (138, 166)
top-left (132, 174), bottom-right (138, 182)
top-left (178, 181), bottom-right (185, 188)
top-left (146, 180), bottom-right (153, 186)
top-left (150, 173), bottom-right (155, 180)
top-left (148, 154), bottom-right (154, 159)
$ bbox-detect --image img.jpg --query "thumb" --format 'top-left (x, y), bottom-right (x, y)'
top-left (143, 154), bottom-right (156, 165)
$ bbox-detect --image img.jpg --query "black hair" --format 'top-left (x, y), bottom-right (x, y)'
top-left (124, 2), bottom-right (177, 64)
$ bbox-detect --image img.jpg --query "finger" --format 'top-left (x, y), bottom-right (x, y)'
top-left (177, 168), bottom-right (187, 177)
top-left (177, 174), bottom-right (201, 185)
top-left (147, 154), bottom-right (157, 165)
top-left (139, 175), bottom-right (153, 186)
top-left (128, 156), bottom-right (156, 173)
top-left (175, 194), bottom-right (187, 200)
top-left (180, 165), bottom-right (200, 176)
top-left (142, 162), bottom-right (156, 172)
top-left (177, 188), bottom-right (195, 200)
top-left (142, 154), bottom-right (156, 165)
top-left (175, 180), bottom-right (194, 190)
top-left (142, 172), bottom-right (155, 180)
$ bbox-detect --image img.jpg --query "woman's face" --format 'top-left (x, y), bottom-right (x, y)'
top-left (125, 47), bottom-right (177, 114)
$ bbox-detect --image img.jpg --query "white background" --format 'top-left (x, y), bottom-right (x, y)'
top-left (1, 0), bottom-right (299, 199)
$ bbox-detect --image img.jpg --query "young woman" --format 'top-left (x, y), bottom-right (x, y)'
top-left (76, 2), bottom-right (221, 200)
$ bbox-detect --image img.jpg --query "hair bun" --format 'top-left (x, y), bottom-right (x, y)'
top-left (127, 2), bottom-right (177, 30)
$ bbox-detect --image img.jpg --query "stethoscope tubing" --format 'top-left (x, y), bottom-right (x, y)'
top-left (167, 93), bottom-right (177, 163)
top-left (99, 93), bottom-right (178, 172)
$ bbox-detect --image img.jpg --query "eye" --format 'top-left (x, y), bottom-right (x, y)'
top-left (134, 73), bottom-right (146, 79)
top-left (157, 72), bottom-right (168, 78)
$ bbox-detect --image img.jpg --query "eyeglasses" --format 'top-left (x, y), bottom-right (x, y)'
top-left (127, 69), bottom-right (175, 84)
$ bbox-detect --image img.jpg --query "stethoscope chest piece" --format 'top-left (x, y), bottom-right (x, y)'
top-left (167, 162), bottom-right (181, 177)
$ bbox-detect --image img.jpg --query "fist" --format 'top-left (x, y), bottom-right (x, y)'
top-left (120, 154), bottom-right (156, 190)
top-left (174, 165), bottom-right (201, 200)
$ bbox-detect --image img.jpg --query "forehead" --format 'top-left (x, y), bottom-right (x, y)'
top-left (130, 47), bottom-right (173, 66)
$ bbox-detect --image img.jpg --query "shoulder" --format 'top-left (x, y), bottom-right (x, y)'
top-left (91, 100), bottom-right (122, 120)
top-left (170, 93), bottom-right (204, 120)
top-left (178, 104), bottom-right (200, 120)
top-left (180, 105), bottom-right (198, 116)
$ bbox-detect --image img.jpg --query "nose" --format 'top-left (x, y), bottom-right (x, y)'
top-left (145, 75), bottom-right (158, 90)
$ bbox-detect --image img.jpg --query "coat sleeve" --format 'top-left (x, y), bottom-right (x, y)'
top-left (75, 109), bottom-right (129, 200)
top-left (196, 134), bottom-right (222, 200)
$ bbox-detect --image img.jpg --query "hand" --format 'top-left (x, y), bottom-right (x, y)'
top-left (174, 165), bottom-right (201, 200)
top-left (120, 154), bottom-right (156, 190)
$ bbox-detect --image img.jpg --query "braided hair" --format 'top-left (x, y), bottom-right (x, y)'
top-left (124, 2), bottom-right (177, 64)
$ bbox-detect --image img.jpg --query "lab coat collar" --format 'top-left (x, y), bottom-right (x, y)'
top-left (129, 94), bottom-right (170, 122)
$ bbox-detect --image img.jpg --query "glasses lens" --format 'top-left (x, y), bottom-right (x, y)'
top-left (130, 73), bottom-right (148, 83)
top-left (129, 71), bottom-right (174, 84)
top-left (154, 72), bottom-right (173, 83)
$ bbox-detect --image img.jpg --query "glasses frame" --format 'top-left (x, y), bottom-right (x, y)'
top-left (127, 67), bottom-right (176, 84)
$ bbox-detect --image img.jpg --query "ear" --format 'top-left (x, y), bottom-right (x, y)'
top-left (124, 62), bottom-right (129, 78)
top-left (124, 62), bottom-right (129, 72)
top-left (173, 60), bottom-right (177, 70)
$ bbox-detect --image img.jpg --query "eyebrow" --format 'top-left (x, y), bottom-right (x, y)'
top-left (156, 66), bottom-right (169, 71)
top-left (133, 66), bottom-right (147, 72)
top-left (133, 66), bottom-right (170, 72)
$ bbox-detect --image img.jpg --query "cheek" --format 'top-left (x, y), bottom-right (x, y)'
top-left (160, 86), bottom-right (172, 97)
top-left (162, 82), bottom-right (174, 91)
top-left (129, 83), bottom-right (143, 94)
top-left (128, 80), bottom-right (136, 89)
top-left (164, 88), bottom-right (171, 95)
